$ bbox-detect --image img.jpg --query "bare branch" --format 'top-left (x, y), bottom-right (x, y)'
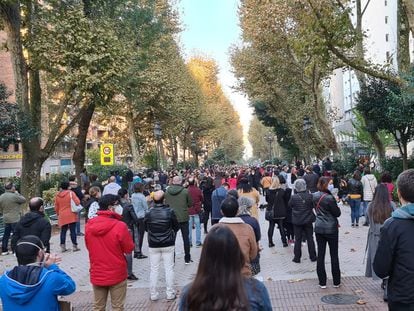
top-left (362, 0), bottom-right (371, 16)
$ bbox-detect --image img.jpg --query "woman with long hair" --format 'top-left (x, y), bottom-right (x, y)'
top-left (347, 170), bottom-right (363, 227)
top-left (179, 225), bottom-right (272, 311)
top-left (265, 176), bottom-right (288, 248)
top-left (365, 184), bottom-right (393, 298)
top-left (237, 177), bottom-right (260, 220)
top-left (380, 171), bottom-right (395, 205)
top-left (313, 177), bottom-right (341, 288)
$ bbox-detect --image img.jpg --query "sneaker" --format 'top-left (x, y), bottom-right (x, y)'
top-left (355, 223), bottom-right (359, 227)
top-left (351, 223), bottom-right (355, 227)
top-left (136, 254), bottom-right (148, 259)
top-left (127, 274), bottom-right (138, 281)
top-left (1, 251), bottom-right (9, 256)
top-left (166, 294), bottom-right (176, 301)
top-left (185, 259), bottom-right (193, 265)
top-left (310, 257), bottom-right (317, 262)
top-left (77, 232), bottom-right (85, 236)
top-left (196, 243), bottom-right (203, 248)
top-left (319, 285), bottom-right (327, 289)
top-left (292, 258), bottom-right (300, 263)
top-left (283, 243), bottom-right (289, 248)
top-left (150, 293), bottom-right (159, 301)
top-left (333, 283), bottom-right (341, 288)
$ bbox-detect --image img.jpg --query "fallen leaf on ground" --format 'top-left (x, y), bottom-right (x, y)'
top-left (288, 279), bottom-right (304, 283)
top-left (356, 299), bottom-right (367, 305)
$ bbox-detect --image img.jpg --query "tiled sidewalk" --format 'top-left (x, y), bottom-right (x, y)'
top-left (66, 276), bottom-right (387, 310)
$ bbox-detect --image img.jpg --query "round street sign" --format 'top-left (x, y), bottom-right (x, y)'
top-left (103, 147), bottom-right (111, 155)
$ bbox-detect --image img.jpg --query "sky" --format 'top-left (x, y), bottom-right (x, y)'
top-left (177, 0), bottom-right (253, 158)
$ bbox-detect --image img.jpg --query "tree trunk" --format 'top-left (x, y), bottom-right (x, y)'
top-left (126, 105), bottom-right (140, 168)
top-left (398, 0), bottom-right (411, 74)
top-left (172, 136), bottom-right (178, 167)
top-left (402, 0), bottom-right (414, 35)
top-left (402, 141), bottom-right (408, 171)
top-left (73, 103), bottom-right (95, 183)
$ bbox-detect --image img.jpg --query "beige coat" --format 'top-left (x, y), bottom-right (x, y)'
top-left (217, 219), bottom-right (258, 277)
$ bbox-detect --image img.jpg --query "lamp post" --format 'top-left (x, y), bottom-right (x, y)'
top-left (191, 138), bottom-right (199, 167)
top-left (154, 121), bottom-right (162, 171)
top-left (264, 133), bottom-right (274, 163)
top-left (303, 116), bottom-right (312, 164)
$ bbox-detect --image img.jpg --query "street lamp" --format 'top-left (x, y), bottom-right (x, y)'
top-left (154, 121), bottom-right (162, 171)
top-left (264, 133), bottom-right (274, 163)
top-left (303, 116), bottom-right (312, 164)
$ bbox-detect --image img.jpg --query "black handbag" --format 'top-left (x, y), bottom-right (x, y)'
top-left (265, 208), bottom-right (274, 221)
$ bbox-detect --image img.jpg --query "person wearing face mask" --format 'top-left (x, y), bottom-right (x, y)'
top-left (85, 194), bottom-right (134, 311)
top-left (0, 235), bottom-right (75, 310)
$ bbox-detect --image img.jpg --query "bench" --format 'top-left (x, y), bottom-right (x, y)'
top-left (44, 205), bottom-right (58, 226)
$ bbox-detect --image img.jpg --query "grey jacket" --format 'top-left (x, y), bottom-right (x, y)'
top-left (0, 191), bottom-right (26, 223)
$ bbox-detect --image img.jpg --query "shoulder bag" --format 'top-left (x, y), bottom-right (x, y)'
top-left (70, 191), bottom-right (83, 213)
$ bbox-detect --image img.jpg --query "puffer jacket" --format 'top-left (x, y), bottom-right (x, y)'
top-left (313, 191), bottom-right (341, 234)
top-left (290, 192), bottom-right (315, 226)
top-left (144, 204), bottom-right (179, 248)
top-left (347, 178), bottom-right (363, 197)
top-left (266, 188), bottom-right (287, 219)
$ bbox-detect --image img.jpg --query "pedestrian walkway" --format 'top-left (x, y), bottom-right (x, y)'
top-left (0, 201), bottom-right (387, 310)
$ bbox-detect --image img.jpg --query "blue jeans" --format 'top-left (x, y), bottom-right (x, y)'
top-left (2, 222), bottom-right (17, 252)
top-left (349, 198), bottom-right (361, 224)
top-left (60, 222), bottom-right (77, 245)
top-left (188, 215), bottom-right (201, 245)
top-left (76, 211), bottom-right (82, 234)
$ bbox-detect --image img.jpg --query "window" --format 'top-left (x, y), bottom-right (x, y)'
top-left (14, 143), bottom-right (19, 152)
top-left (385, 16), bottom-right (388, 24)
top-left (386, 51), bottom-right (390, 59)
top-left (386, 34), bottom-right (389, 42)
top-left (385, 0), bottom-right (387, 6)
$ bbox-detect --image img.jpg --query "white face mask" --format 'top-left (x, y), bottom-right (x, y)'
top-left (114, 204), bottom-right (123, 215)
top-left (328, 184), bottom-right (334, 191)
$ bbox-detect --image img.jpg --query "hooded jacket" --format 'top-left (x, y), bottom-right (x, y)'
top-left (164, 185), bottom-right (192, 223)
top-left (187, 185), bottom-right (203, 215)
top-left (85, 210), bottom-right (134, 286)
top-left (374, 203), bottom-right (414, 305)
top-left (211, 186), bottom-right (228, 221)
top-left (0, 264), bottom-right (75, 311)
top-left (11, 211), bottom-right (51, 252)
top-left (54, 190), bottom-right (79, 227)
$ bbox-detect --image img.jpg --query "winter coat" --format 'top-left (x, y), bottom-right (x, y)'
top-left (238, 189), bottom-right (260, 220)
top-left (54, 190), bottom-right (79, 227)
top-left (121, 200), bottom-right (138, 230)
top-left (239, 214), bottom-right (261, 242)
top-left (11, 211), bottom-right (51, 252)
top-left (165, 185), bottom-right (192, 223)
top-left (303, 173), bottom-right (319, 193)
top-left (374, 203), bottom-right (414, 305)
top-left (131, 192), bottom-right (148, 219)
top-left (144, 203), bottom-right (179, 248)
top-left (266, 188), bottom-right (287, 220)
top-left (187, 185), bottom-right (203, 216)
top-left (211, 186), bottom-right (227, 221)
top-left (201, 183), bottom-right (214, 213)
top-left (0, 264), bottom-right (75, 311)
top-left (102, 182), bottom-right (121, 196)
top-left (290, 192), bottom-right (316, 226)
top-left (347, 178), bottom-right (363, 198)
top-left (0, 191), bottom-right (26, 223)
top-left (361, 174), bottom-right (378, 202)
top-left (312, 191), bottom-right (341, 234)
top-left (85, 210), bottom-right (134, 286)
top-left (216, 220), bottom-right (257, 277)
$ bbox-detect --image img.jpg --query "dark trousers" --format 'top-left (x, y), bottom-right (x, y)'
top-left (177, 221), bottom-right (191, 262)
top-left (284, 221), bottom-right (294, 240)
top-left (60, 222), bottom-right (77, 245)
top-left (316, 232), bottom-right (340, 286)
top-left (389, 302), bottom-right (414, 311)
top-left (293, 224), bottom-right (316, 261)
top-left (268, 219), bottom-right (287, 245)
top-left (203, 209), bottom-right (211, 233)
top-left (2, 222), bottom-right (17, 252)
top-left (211, 218), bottom-right (219, 226)
top-left (136, 218), bottom-right (145, 254)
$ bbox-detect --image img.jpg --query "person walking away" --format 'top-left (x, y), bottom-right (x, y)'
top-left (144, 190), bottom-right (179, 301)
top-left (380, 171), bottom-right (395, 208)
top-left (131, 182), bottom-right (149, 259)
top-left (364, 184), bottom-right (393, 300)
top-left (303, 166), bottom-right (319, 193)
top-left (11, 197), bottom-right (51, 253)
top-left (261, 172), bottom-right (272, 199)
top-left (347, 170), bottom-right (363, 227)
top-left (85, 186), bottom-right (101, 221)
top-left (118, 188), bottom-right (139, 281)
top-left (85, 194), bottom-right (134, 311)
top-left (238, 196), bottom-right (261, 276)
top-left (374, 169), bottom-right (414, 310)
top-left (68, 175), bottom-right (85, 237)
top-left (313, 177), bottom-right (341, 288)
top-left (200, 176), bottom-right (214, 234)
top-left (266, 176), bottom-right (288, 248)
top-left (0, 182), bottom-right (26, 255)
top-left (102, 176), bottom-right (122, 196)
top-left (279, 175), bottom-right (294, 244)
top-left (218, 197), bottom-right (258, 277)
top-left (179, 225), bottom-right (272, 311)
top-left (187, 178), bottom-right (203, 247)
top-left (0, 235), bottom-right (75, 310)
top-left (54, 181), bottom-right (80, 252)
top-left (237, 177), bottom-right (260, 220)
top-left (165, 176), bottom-right (193, 264)
top-left (211, 182), bottom-right (229, 225)
top-left (290, 179), bottom-right (317, 263)
top-left (361, 167), bottom-right (378, 226)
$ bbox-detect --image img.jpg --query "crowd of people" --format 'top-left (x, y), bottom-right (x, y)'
top-left (0, 161), bottom-right (413, 310)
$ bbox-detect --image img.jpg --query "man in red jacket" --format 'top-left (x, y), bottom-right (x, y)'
top-left (187, 178), bottom-right (204, 247)
top-left (85, 194), bottom-right (134, 311)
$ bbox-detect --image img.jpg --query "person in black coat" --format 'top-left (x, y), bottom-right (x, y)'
top-left (11, 197), bottom-right (51, 253)
top-left (266, 176), bottom-right (288, 248)
top-left (313, 177), bottom-right (341, 288)
top-left (289, 179), bottom-right (316, 263)
top-left (374, 169), bottom-right (414, 310)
